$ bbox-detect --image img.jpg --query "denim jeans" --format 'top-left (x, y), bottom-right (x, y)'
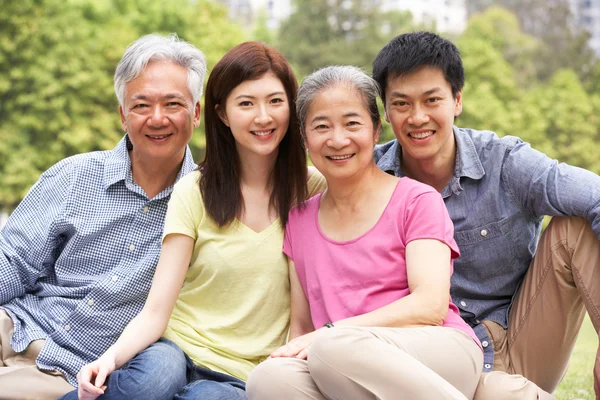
top-left (58, 338), bottom-right (187, 400)
top-left (58, 338), bottom-right (246, 400)
top-left (176, 353), bottom-right (246, 400)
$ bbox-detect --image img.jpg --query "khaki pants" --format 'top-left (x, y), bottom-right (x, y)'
top-left (474, 216), bottom-right (600, 400)
top-left (0, 310), bottom-right (74, 400)
top-left (247, 326), bottom-right (483, 400)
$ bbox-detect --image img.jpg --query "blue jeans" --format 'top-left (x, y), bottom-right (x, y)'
top-left (176, 353), bottom-right (246, 400)
top-left (58, 338), bottom-right (246, 400)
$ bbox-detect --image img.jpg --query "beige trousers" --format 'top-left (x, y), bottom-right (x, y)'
top-left (473, 216), bottom-right (600, 400)
top-left (247, 325), bottom-right (483, 400)
top-left (0, 310), bottom-right (74, 400)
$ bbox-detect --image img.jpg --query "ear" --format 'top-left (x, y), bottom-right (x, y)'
top-left (374, 122), bottom-right (381, 144)
top-left (193, 102), bottom-right (201, 128)
top-left (119, 105), bottom-right (127, 131)
top-left (216, 104), bottom-right (229, 127)
top-left (384, 109), bottom-right (390, 123)
top-left (454, 90), bottom-right (463, 117)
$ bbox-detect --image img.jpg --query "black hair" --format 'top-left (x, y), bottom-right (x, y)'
top-left (373, 31), bottom-right (464, 103)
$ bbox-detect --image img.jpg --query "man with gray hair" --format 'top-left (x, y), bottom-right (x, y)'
top-left (0, 33), bottom-right (206, 399)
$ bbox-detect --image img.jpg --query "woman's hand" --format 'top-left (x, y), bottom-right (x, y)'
top-left (76, 354), bottom-right (115, 400)
top-left (270, 329), bottom-right (324, 360)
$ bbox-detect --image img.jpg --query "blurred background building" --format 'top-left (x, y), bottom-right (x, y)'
top-left (216, 0), bottom-right (468, 34)
top-left (570, 0), bottom-right (600, 56)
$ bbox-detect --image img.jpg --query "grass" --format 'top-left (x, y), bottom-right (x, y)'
top-left (554, 314), bottom-right (597, 400)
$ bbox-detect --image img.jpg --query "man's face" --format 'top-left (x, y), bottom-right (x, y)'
top-left (384, 66), bottom-right (461, 165)
top-left (120, 61), bottom-right (200, 166)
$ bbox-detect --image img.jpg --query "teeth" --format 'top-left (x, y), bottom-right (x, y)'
top-left (253, 130), bottom-right (273, 136)
top-left (410, 131), bottom-right (434, 139)
top-left (329, 154), bottom-right (353, 160)
top-left (148, 134), bottom-right (170, 139)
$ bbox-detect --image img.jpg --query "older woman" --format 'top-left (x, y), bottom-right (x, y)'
top-left (246, 66), bottom-right (483, 400)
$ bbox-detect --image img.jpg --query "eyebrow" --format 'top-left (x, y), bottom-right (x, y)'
top-left (389, 87), bottom-right (443, 98)
top-left (130, 93), bottom-right (187, 101)
top-left (234, 91), bottom-right (286, 100)
top-left (310, 115), bottom-right (329, 124)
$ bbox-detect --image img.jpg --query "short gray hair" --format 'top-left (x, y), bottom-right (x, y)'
top-left (114, 33), bottom-right (207, 108)
top-left (297, 65), bottom-right (381, 134)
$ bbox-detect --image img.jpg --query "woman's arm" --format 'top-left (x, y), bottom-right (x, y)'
top-left (334, 238), bottom-right (451, 328)
top-left (288, 259), bottom-right (315, 340)
top-left (77, 233), bottom-right (194, 398)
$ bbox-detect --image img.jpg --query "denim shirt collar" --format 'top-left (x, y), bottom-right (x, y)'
top-left (441, 127), bottom-right (486, 198)
top-left (376, 126), bottom-right (485, 197)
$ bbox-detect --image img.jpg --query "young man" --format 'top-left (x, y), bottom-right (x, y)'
top-left (0, 33), bottom-right (206, 399)
top-left (373, 31), bottom-right (600, 400)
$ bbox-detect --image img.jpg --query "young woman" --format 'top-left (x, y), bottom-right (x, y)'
top-left (246, 66), bottom-right (483, 400)
top-left (70, 42), bottom-right (325, 400)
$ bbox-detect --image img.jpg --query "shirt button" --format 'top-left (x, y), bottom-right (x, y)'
top-left (111, 275), bottom-right (119, 282)
top-left (64, 324), bottom-right (71, 331)
top-left (482, 341), bottom-right (489, 348)
top-left (129, 244), bottom-right (135, 251)
top-left (87, 299), bottom-right (95, 306)
top-left (143, 206), bottom-right (149, 213)
top-left (484, 364), bottom-right (491, 369)
top-left (460, 301), bottom-right (467, 307)
top-left (481, 229), bottom-right (488, 237)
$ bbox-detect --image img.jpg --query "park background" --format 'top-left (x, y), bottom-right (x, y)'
top-left (0, 0), bottom-right (598, 398)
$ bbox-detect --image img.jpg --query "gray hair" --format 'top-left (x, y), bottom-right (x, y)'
top-left (114, 33), bottom-right (207, 108)
top-left (297, 65), bottom-right (381, 134)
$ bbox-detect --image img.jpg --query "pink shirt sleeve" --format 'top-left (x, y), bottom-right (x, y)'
top-left (403, 191), bottom-right (460, 259)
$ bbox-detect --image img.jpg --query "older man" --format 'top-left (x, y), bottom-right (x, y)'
top-left (0, 33), bottom-right (206, 399)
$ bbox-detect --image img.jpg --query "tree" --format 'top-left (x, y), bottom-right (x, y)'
top-left (0, 0), bottom-right (245, 210)
top-left (278, 0), bottom-right (414, 78)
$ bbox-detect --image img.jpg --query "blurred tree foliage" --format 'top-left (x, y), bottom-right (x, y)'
top-left (277, 0), bottom-right (414, 78)
top-left (1, 1), bottom-right (599, 211)
top-left (466, 0), bottom-right (596, 82)
top-left (0, 0), bottom-right (244, 210)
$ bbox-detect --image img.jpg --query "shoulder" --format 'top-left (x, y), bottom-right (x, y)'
top-left (397, 177), bottom-right (439, 199)
top-left (373, 139), bottom-right (398, 163)
top-left (42, 150), bottom-right (113, 179)
top-left (456, 127), bottom-right (523, 154)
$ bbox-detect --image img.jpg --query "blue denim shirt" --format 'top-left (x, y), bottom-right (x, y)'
top-left (374, 127), bottom-right (600, 371)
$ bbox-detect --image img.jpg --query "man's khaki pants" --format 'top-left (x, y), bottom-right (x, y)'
top-left (0, 310), bottom-right (74, 400)
top-left (474, 216), bottom-right (600, 400)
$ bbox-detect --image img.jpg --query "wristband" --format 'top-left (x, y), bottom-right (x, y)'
top-left (323, 322), bottom-right (335, 328)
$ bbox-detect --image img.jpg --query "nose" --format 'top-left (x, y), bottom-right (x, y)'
top-left (254, 105), bottom-right (273, 126)
top-left (147, 105), bottom-right (168, 128)
top-left (408, 104), bottom-right (430, 126)
top-left (327, 126), bottom-right (351, 149)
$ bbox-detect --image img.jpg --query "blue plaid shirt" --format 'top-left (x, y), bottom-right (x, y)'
top-left (374, 127), bottom-right (600, 372)
top-left (0, 135), bottom-right (195, 385)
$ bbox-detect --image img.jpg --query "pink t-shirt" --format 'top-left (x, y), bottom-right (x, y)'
top-left (284, 177), bottom-right (480, 347)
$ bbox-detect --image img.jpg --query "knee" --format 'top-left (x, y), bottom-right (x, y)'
top-left (246, 358), bottom-right (304, 400)
top-left (105, 339), bottom-right (187, 400)
top-left (474, 372), bottom-right (540, 400)
top-left (307, 327), bottom-right (364, 377)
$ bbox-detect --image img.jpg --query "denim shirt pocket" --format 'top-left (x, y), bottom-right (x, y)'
top-left (453, 217), bottom-right (516, 282)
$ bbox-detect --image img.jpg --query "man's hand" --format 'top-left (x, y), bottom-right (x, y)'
top-left (76, 355), bottom-right (115, 400)
top-left (269, 329), bottom-right (324, 360)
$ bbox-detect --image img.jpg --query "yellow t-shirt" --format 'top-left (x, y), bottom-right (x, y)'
top-left (162, 170), bottom-right (326, 381)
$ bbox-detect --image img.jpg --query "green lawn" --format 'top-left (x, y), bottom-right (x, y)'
top-left (554, 314), bottom-right (597, 400)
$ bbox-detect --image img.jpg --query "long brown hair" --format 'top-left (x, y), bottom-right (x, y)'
top-left (200, 41), bottom-right (307, 228)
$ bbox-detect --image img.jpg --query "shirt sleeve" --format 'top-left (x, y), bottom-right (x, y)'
top-left (403, 190), bottom-right (460, 259)
top-left (502, 139), bottom-right (600, 238)
top-left (163, 173), bottom-right (203, 241)
top-left (0, 161), bottom-right (74, 304)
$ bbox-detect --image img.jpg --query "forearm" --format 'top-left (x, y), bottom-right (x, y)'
top-left (102, 309), bottom-right (170, 369)
top-left (0, 255), bottom-right (28, 304)
top-left (334, 291), bottom-right (447, 329)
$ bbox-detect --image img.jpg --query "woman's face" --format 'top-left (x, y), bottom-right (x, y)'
top-left (219, 71), bottom-right (290, 162)
top-left (304, 84), bottom-right (379, 182)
